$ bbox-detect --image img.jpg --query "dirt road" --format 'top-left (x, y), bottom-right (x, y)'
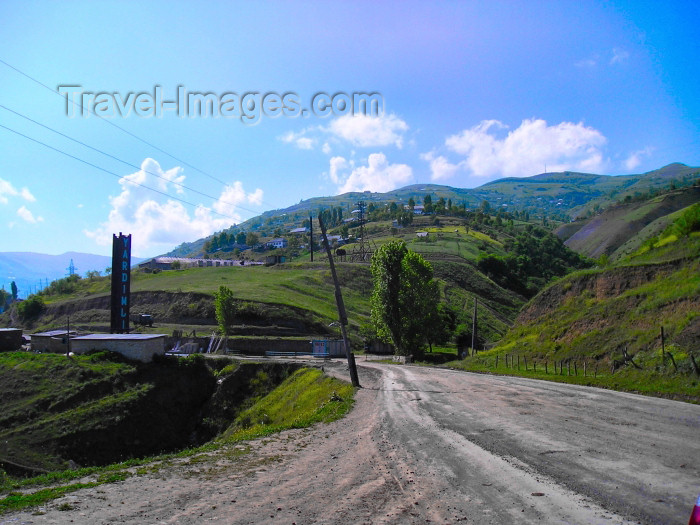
top-left (3, 362), bottom-right (699, 524)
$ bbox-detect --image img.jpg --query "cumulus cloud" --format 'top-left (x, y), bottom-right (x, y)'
top-left (327, 113), bottom-right (408, 149)
top-left (84, 158), bottom-right (263, 256)
top-left (279, 114), bottom-right (409, 152)
top-left (421, 152), bottom-right (461, 181)
top-left (624, 147), bottom-right (654, 171)
top-left (433, 118), bottom-right (607, 180)
top-left (0, 178), bottom-right (35, 205)
top-left (16, 205), bottom-right (43, 224)
top-left (334, 153), bottom-right (412, 194)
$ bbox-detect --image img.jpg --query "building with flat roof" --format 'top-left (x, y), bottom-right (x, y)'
top-left (71, 333), bottom-right (166, 362)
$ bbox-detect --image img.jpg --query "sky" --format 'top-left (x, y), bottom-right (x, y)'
top-left (0, 0), bottom-right (698, 261)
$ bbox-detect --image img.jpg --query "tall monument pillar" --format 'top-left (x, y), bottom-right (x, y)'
top-left (110, 233), bottom-right (131, 333)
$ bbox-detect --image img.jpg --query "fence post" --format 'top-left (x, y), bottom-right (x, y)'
top-left (568, 361), bottom-right (571, 376)
top-left (574, 361), bottom-right (578, 376)
top-left (495, 355), bottom-right (498, 369)
top-left (524, 356), bottom-right (527, 370)
top-left (534, 360), bottom-right (537, 373)
top-left (545, 361), bottom-right (548, 374)
top-left (517, 355), bottom-right (520, 370)
top-left (584, 361), bottom-right (587, 377)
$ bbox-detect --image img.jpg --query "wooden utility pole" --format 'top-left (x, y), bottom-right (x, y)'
top-left (318, 215), bottom-right (360, 387)
top-left (309, 214), bottom-right (314, 262)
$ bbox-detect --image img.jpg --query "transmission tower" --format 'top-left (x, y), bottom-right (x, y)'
top-left (67, 259), bottom-right (77, 276)
top-left (350, 201), bottom-right (372, 262)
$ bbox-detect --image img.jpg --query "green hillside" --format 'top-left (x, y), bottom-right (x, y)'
top-left (558, 186), bottom-right (699, 259)
top-left (456, 201), bottom-right (700, 402)
top-left (165, 163), bottom-right (699, 258)
top-left (3, 208), bottom-right (594, 354)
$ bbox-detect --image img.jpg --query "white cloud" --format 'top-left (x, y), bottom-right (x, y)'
top-left (624, 146), bottom-right (654, 171)
top-left (610, 48), bottom-right (630, 65)
top-left (441, 118), bottom-right (607, 179)
top-left (421, 151), bottom-right (462, 181)
top-left (280, 130), bottom-right (317, 150)
top-left (280, 114), bottom-right (409, 155)
top-left (336, 153), bottom-right (412, 193)
top-left (328, 156), bottom-right (350, 184)
top-left (84, 158), bottom-right (263, 257)
top-left (328, 114), bottom-right (408, 149)
top-left (16, 205), bottom-right (43, 224)
top-left (0, 178), bottom-right (35, 205)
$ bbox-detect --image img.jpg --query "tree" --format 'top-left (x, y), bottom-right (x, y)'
top-left (425, 303), bottom-right (456, 352)
top-left (370, 240), bottom-right (440, 359)
top-left (17, 295), bottom-right (45, 321)
top-left (0, 288), bottom-right (9, 311)
top-left (10, 281), bottom-right (18, 301)
top-left (236, 231), bottom-right (247, 245)
top-left (214, 285), bottom-right (237, 335)
top-left (245, 232), bottom-right (259, 246)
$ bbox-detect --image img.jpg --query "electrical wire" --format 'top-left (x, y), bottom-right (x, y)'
top-left (0, 122), bottom-right (239, 221)
top-left (0, 102), bottom-right (262, 216)
top-left (0, 57), bottom-right (231, 187)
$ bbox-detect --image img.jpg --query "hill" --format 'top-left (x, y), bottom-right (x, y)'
top-left (0, 252), bottom-right (145, 300)
top-left (461, 200), bottom-right (700, 401)
top-left (555, 186), bottom-right (700, 259)
top-left (165, 163), bottom-right (699, 259)
top-left (2, 211), bottom-right (594, 353)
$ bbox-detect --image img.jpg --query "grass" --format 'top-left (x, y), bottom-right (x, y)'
top-left (219, 368), bottom-right (355, 442)
top-left (0, 365), bottom-right (354, 515)
top-left (445, 351), bottom-right (700, 403)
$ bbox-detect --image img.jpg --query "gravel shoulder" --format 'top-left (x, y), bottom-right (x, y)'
top-left (3, 361), bottom-right (698, 524)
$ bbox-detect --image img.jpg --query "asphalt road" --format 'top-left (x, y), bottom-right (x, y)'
top-left (362, 363), bottom-right (700, 524)
top-left (3, 361), bottom-right (698, 524)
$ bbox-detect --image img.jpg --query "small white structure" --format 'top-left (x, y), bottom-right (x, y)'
top-left (266, 238), bottom-right (288, 249)
top-left (71, 334), bottom-right (166, 363)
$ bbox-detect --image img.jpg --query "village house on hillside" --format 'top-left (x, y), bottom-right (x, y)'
top-left (265, 238), bottom-right (288, 249)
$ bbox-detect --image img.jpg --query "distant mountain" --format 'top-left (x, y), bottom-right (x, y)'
top-left (0, 252), bottom-right (144, 299)
top-left (165, 163), bottom-right (699, 258)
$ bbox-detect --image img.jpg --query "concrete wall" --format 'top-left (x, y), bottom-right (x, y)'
top-left (0, 328), bottom-right (22, 352)
top-left (71, 335), bottom-right (166, 363)
top-left (30, 332), bottom-right (77, 353)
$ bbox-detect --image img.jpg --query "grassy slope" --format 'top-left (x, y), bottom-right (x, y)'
top-left (451, 206), bottom-right (700, 402)
top-left (562, 187), bottom-right (699, 259)
top-left (15, 216), bottom-right (529, 347)
top-left (0, 363), bottom-right (353, 514)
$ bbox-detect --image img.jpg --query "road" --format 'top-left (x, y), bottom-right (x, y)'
top-left (3, 362), bottom-right (699, 524)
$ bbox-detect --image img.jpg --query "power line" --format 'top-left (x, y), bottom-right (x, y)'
top-left (0, 57), bottom-right (230, 186)
top-left (0, 122), bottom-right (239, 221)
top-left (0, 58), bottom-right (282, 213)
top-left (0, 103), bottom-right (261, 216)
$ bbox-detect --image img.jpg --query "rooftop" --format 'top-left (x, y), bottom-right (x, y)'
top-left (73, 334), bottom-right (167, 341)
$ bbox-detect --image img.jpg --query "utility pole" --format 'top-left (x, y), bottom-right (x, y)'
top-left (309, 214), bottom-right (314, 262)
top-left (318, 214), bottom-right (360, 387)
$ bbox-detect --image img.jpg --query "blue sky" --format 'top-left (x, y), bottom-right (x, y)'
top-left (0, 0), bottom-right (698, 260)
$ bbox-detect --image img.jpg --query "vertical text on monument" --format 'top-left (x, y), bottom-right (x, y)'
top-left (110, 233), bottom-right (131, 333)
